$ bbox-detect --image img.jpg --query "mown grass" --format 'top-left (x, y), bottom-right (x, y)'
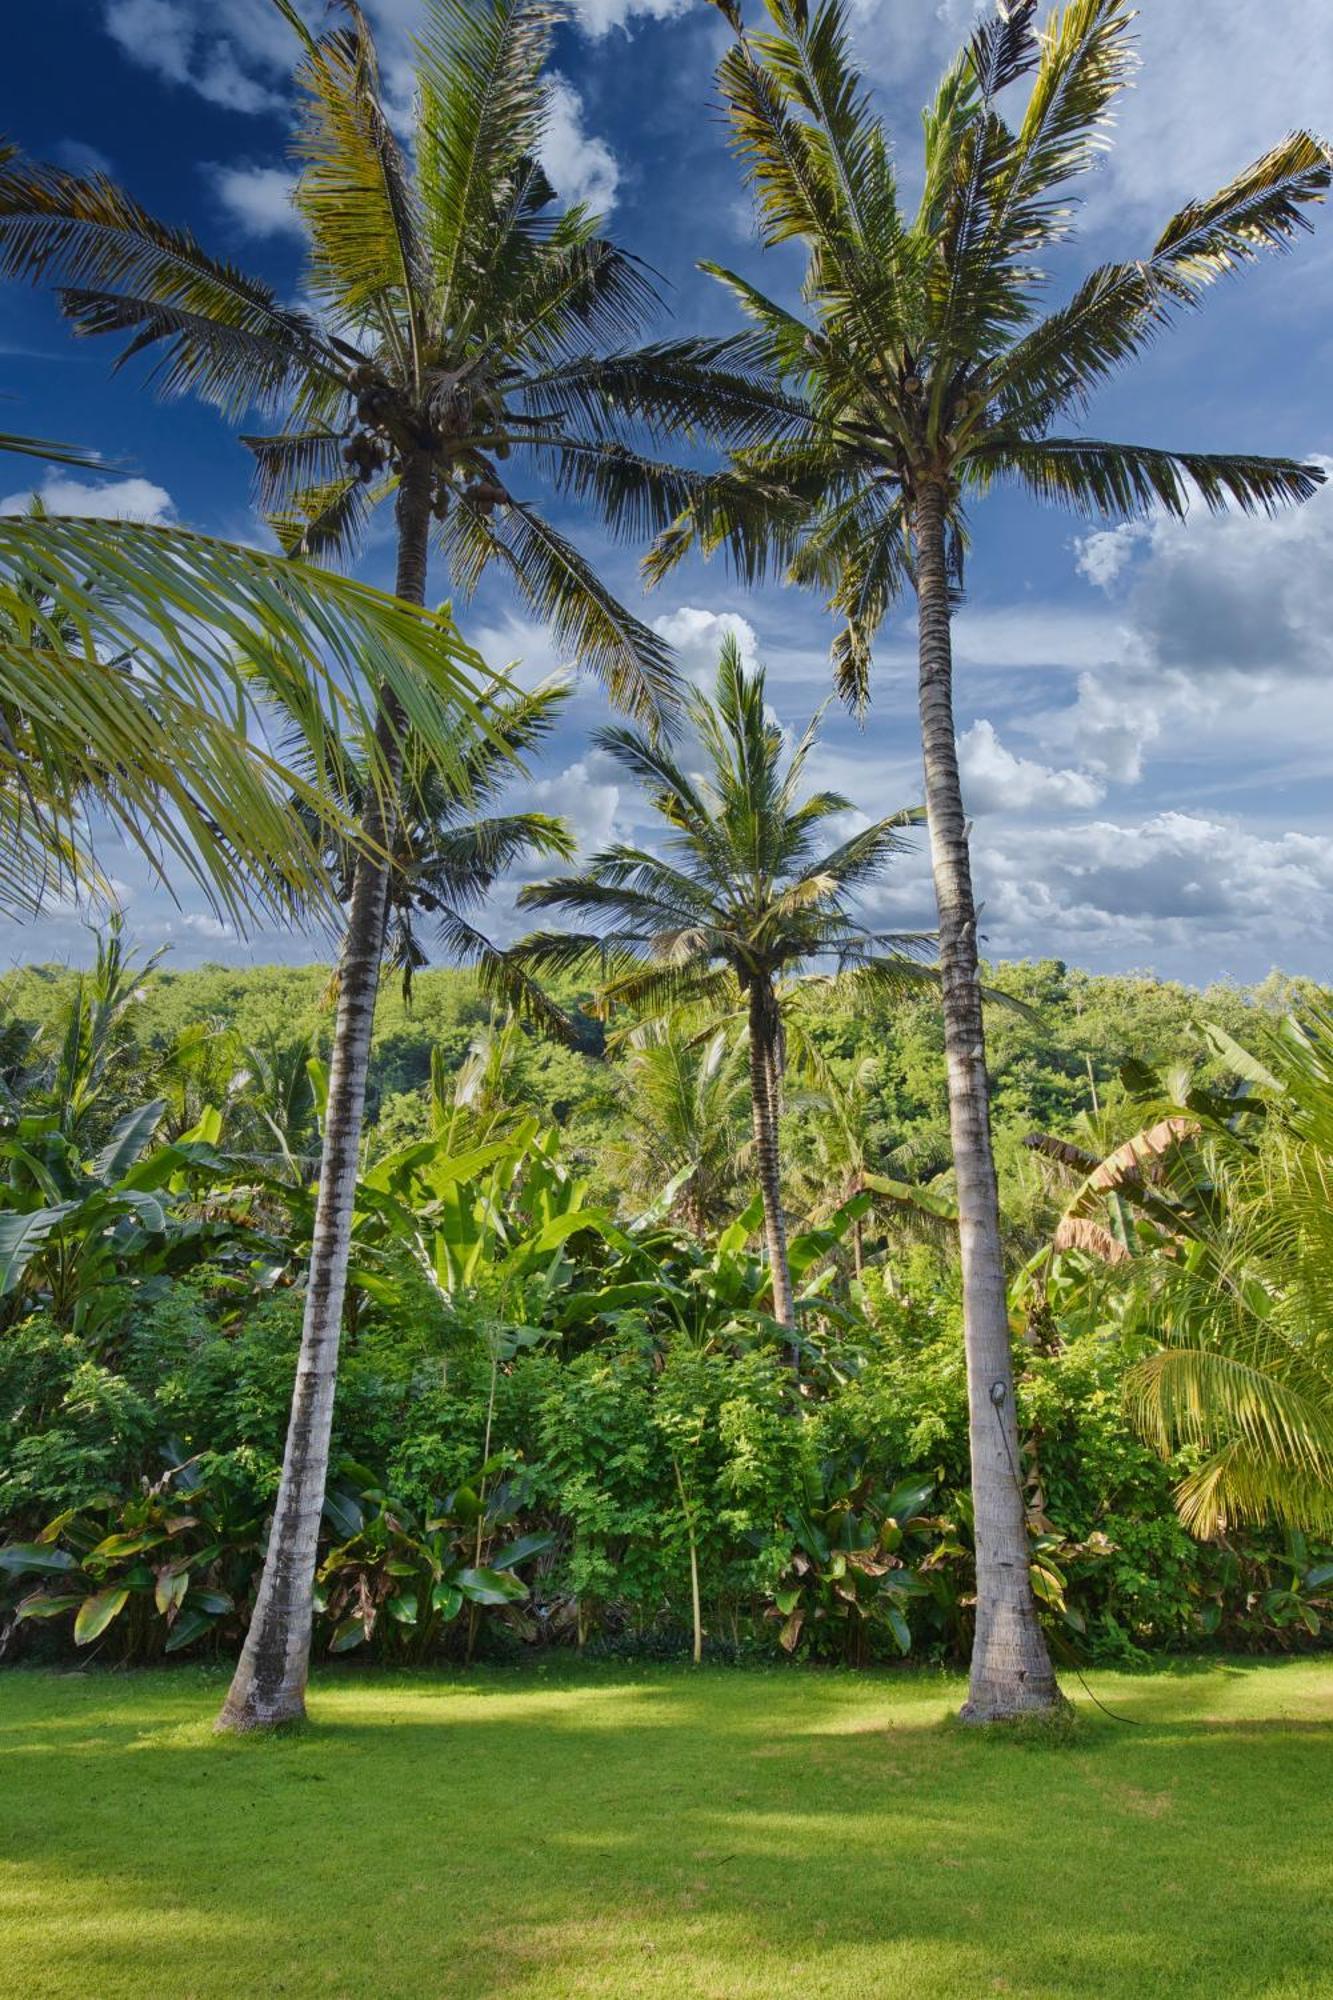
top-left (1, 1658), bottom-right (1330, 1998)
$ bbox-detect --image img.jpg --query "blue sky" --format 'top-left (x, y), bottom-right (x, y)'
top-left (4, 0), bottom-right (1333, 985)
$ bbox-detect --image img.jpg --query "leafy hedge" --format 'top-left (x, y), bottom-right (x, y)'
top-left (3, 1261), bottom-right (1328, 1669)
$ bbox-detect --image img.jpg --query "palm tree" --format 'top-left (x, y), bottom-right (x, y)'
top-left (299, 679), bottom-right (575, 1021)
top-left (0, 0), bottom-right (773, 1727)
top-left (659, 0), bottom-right (1330, 1720)
top-left (514, 635), bottom-right (924, 1327)
top-left (610, 1015), bottom-right (751, 1233)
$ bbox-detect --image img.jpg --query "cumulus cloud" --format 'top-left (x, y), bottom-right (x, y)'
top-left (211, 163), bottom-right (303, 237)
top-left (0, 474), bottom-right (176, 524)
top-left (568, 0), bottom-right (691, 35)
top-left (957, 719), bottom-right (1104, 814)
top-left (103, 0), bottom-right (290, 112)
top-left (539, 77), bottom-right (620, 213)
top-left (651, 605), bottom-right (760, 688)
top-left (528, 750), bottom-right (623, 859)
top-left (976, 810), bottom-right (1333, 973)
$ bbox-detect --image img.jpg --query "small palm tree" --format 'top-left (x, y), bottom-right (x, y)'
top-left (663, 0), bottom-right (1330, 1721)
top-left (610, 1015), bottom-right (751, 1233)
top-left (0, 1), bottom-right (767, 1728)
top-left (298, 679), bottom-right (575, 1024)
top-left (514, 635), bottom-right (925, 1326)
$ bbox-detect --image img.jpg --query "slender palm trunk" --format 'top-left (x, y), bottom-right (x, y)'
top-left (217, 454), bottom-right (434, 1732)
top-left (747, 977), bottom-right (795, 1331)
top-left (912, 478), bottom-right (1059, 1722)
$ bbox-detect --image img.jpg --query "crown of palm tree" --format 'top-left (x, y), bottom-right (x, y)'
top-left (294, 676), bottom-right (576, 1022)
top-left (511, 632), bottom-right (927, 1014)
top-left (0, 0), bottom-right (796, 731)
top-left (655, 0), bottom-right (1330, 706)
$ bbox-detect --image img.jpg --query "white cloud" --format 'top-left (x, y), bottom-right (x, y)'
top-left (958, 719), bottom-right (1104, 814)
top-left (181, 913), bottom-right (236, 942)
top-left (976, 810), bottom-right (1333, 972)
top-left (528, 752), bottom-right (622, 859)
top-left (652, 605), bottom-right (760, 688)
top-left (568, 0), bottom-right (691, 36)
top-left (212, 163), bottom-right (302, 237)
top-left (539, 77), bottom-right (620, 214)
top-left (103, 0), bottom-right (289, 112)
top-left (0, 474), bottom-right (176, 524)
top-left (1075, 522), bottom-right (1150, 593)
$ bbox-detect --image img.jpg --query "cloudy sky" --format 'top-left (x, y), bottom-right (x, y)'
top-left (4, 0), bottom-right (1333, 984)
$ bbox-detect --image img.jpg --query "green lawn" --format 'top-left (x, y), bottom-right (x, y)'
top-left (1, 1659), bottom-right (1330, 1999)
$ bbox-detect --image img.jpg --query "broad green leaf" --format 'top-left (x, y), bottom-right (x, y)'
top-left (74, 1586), bottom-right (130, 1644)
top-left (15, 1591), bottom-right (83, 1621)
top-left (489, 1533), bottom-right (554, 1571)
top-left (0, 1542), bottom-right (76, 1575)
top-left (329, 1617), bottom-right (368, 1652)
top-left (457, 1566), bottom-right (527, 1605)
top-left (163, 1608), bottom-right (217, 1653)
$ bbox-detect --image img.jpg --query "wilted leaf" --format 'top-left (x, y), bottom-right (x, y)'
top-left (74, 1586), bottom-right (130, 1644)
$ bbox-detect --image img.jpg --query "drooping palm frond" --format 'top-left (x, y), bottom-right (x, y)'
top-left (981, 437), bottom-right (1326, 519)
top-left (0, 152), bottom-right (341, 412)
top-left (441, 494), bottom-right (679, 731)
top-left (0, 513), bottom-right (484, 927)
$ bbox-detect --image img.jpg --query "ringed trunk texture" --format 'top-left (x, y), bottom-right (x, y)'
top-left (747, 978), bottom-right (795, 1331)
top-left (912, 478), bottom-right (1060, 1723)
top-left (217, 455), bottom-right (434, 1732)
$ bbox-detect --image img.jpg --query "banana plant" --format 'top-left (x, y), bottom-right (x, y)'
top-left (0, 1097), bottom-right (247, 1335)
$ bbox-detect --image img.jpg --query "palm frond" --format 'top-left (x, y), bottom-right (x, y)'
top-left (285, 4), bottom-right (429, 379)
top-left (441, 494), bottom-right (681, 734)
top-left (0, 152), bottom-right (338, 404)
top-left (985, 437), bottom-right (1326, 519)
top-left (0, 514), bottom-right (486, 927)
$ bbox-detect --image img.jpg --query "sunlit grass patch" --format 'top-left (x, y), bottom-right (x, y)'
top-left (1, 1659), bottom-right (1330, 1999)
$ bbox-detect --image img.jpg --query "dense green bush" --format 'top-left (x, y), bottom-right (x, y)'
top-left (4, 1262), bottom-right (1328, 1669)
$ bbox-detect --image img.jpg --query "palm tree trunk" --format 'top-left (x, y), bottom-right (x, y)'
top-left (747, 978), bottom-right (795, 1331)
top-left (217, 453), bottom-right (434, 1732)
top-left (912, 477), bottom-right (1060, 1723)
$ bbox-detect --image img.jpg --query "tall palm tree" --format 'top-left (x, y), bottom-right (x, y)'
top-left (659, 0), bottom-right (1330, 1720)
top-left (514, 635), bottom-right (924, 1327)
top-left (0, 0), bottom-right (773, 1728)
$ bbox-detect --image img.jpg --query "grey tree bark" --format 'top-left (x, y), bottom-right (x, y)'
top-left (912, 476), bottom-right (1061, 1722)
top-left (217, 453), bottom-right (435, 1731)
top-left (747, 976), bottom-right (795, 1331)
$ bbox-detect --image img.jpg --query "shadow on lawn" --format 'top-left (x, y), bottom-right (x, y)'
top-left (1, 1663), bottom-right (1330, 1999)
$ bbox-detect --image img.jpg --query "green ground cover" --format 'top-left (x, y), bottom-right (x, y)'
top-left (1, 1660), bottom-right (1330, 1999)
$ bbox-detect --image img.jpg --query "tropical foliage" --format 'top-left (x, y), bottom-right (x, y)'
top-left (514, 637), bottom-right (924, 1324)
